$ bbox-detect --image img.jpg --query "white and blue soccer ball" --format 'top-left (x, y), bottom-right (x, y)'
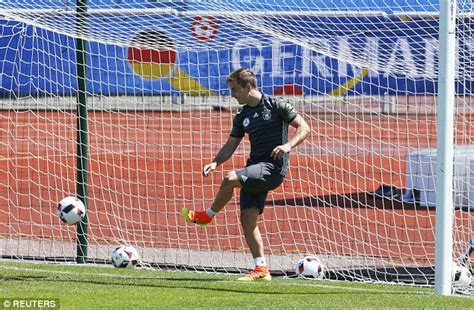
top-left (452, 263), bottom-right (472, 289)
top-left (111, 245), bottom-right (140, 268)
top-left (295, 256), bottom-right (325, 279)
top-left (57, 196), bottom-right (86, 225)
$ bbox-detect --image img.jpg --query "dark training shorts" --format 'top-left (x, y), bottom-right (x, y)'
top-left (235, 162), bottom-right (285, 214)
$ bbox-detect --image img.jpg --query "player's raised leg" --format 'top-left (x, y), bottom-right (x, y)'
top-left (182, 171), bottom-right (241, 226)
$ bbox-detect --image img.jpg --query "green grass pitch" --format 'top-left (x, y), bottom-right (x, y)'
top-left (0, 261), bottom-right (472, 309)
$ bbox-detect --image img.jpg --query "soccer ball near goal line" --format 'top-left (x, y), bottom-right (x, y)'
top-left (57, 196), bottom-right (86, 225)
top-left (295, 256), bottom-right (325, 279)
top-left (452, 263), bottom-right (472, 289)
top-left (111, 245), bottom-right (140, 268)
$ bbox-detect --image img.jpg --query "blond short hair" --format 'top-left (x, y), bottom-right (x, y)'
top-left (227, 68), bottom-right (257, 88)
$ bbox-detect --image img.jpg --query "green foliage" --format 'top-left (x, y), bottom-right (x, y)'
top-left (0, 261), bottom-right (471, 309)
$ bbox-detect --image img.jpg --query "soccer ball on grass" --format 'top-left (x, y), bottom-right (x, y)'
top-left (295, 256), bottom-right (325, 279)
top-left (57, 196), bottom-right (86, 225)
top-left (111, 245), bottom-right (140, 268)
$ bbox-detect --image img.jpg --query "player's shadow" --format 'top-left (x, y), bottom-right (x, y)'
top-left (1, 274), bottom-right (415, 296)
top-left (1, 274), bottom-right (298, 295)
top-left (270, 192), bottom-right (422, 211)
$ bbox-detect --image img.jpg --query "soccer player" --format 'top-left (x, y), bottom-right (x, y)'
top-left (182, 68), bottom-right (310, 281)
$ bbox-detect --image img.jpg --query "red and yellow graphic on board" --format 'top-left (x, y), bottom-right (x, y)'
top-left (274, 84), bottom-right (303, 96)
top-left (328, 68), bottom-right (369, 96)
top-left (127, 30), bottom-right (214, 95)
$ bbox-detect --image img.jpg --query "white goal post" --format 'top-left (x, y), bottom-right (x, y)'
top-left (0, 0), bottom-right (473, 295)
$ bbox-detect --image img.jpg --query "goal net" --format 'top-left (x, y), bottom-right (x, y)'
top-left (0, 0), bottom-right (473, 293)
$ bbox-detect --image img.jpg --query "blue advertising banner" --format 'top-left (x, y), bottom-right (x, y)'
top-left (0, 1), bottom-right (440, 12)
top-left (1, 12), bottom-right (473, 97)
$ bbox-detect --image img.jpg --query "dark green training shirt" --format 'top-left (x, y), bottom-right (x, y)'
top-left (230, 94), bottom-right (298, 173)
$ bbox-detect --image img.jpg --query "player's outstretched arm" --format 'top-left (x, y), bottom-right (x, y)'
top-left (271, 114), bottom-right (310, 160)
top-left (203, 136), bottom-right (242, 176)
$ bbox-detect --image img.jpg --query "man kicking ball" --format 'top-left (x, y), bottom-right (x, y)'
top-left (183, 68), bottom-right (310, 281)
